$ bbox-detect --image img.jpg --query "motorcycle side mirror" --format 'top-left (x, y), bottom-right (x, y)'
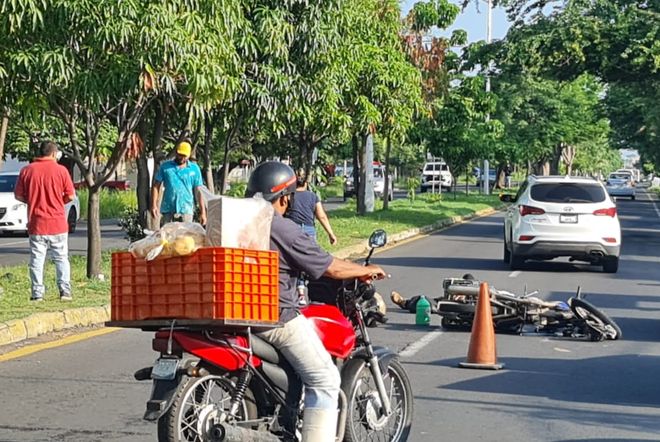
top-left (368, 229), bottom-right (387, 249)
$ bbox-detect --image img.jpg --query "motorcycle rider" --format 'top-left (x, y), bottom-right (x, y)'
top-left (246, 161), bottom-right (387, 442)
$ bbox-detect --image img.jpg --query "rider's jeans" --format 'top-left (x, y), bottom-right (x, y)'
top-left (28, 233), bottom-right (71, 299)
top-left (259, 315), bottom-right (341, 410)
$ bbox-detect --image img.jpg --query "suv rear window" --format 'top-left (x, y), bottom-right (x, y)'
top-left (530, 183), bottom-right (606, 203)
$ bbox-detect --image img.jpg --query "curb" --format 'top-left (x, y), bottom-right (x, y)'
top-left (0, 306), bottom-right (110, 347)
top-left (0, 206), bottom-right (501, 348)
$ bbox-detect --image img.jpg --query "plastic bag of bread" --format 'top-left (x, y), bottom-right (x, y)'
top-left (200, 187), bottom-right (273, 250)
top-left (129, 222), bottom-right (207, 260)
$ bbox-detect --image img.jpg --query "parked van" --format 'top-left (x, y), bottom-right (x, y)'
top-left (420, 161), bottom-right (452, 192)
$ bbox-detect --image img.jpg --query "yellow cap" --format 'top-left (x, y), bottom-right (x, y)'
top-left (176, 141), bottom-right (191, 157)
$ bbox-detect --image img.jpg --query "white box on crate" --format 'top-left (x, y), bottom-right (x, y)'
top-left (204, 192), bottom-right (274, 251)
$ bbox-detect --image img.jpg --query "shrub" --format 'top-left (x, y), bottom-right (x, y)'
top-left (406, 177), bottom-right (420, 201)
top-left (117, 208), bottom-right (146, 242)
top-left (226, 182), bottom-right (247, 198)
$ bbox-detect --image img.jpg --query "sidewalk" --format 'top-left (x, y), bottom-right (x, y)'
top-left (0, 206), bottom-right (500, 348)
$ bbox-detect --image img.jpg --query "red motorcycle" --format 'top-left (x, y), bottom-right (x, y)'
top-left (133, 229), bottom-right (413, 441)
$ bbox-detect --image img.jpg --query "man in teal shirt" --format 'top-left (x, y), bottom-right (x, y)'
top-left (150, 140), bottom-right (207, 226)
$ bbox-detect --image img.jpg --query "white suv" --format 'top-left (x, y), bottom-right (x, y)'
top-left (420, 161), bottom-right (452, 191)
top-left (501, 175), bottom-right (621, 273)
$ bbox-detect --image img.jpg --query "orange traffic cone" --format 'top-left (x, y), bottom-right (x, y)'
top-left (459, 282), bottom-right (504, 370)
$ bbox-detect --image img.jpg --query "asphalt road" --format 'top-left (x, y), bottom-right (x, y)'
top-left (1, 192), bottom-right (659, 441)
top-left (0, 220), bottom-right (128, 267)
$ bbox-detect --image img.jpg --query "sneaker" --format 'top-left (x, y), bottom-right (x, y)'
top-left (390, 291), bottom-right (406, 308)
top-left (30, 297), bottom-right (44, 302)
top-left (60, 292), bottom-right (73, 301)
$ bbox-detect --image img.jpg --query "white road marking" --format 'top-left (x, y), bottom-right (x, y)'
top-left (0, 240), bottom-right (28, 247)
top-left (399, 330), bottom-right (443, 358)
top-left (649, 193), bottom-right (660, 219)
top-left (508, 271), bottom-right (521, 278)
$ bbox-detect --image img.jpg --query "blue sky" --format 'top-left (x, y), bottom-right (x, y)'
top-left (400, 0), bottom-right (511, 43)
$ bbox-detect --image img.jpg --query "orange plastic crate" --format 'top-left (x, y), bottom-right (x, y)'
top-left (111, 247), bottom-right (279, 324)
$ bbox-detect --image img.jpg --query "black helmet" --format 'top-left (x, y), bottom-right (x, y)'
top-left (246, 161), bottom-right (297, 202)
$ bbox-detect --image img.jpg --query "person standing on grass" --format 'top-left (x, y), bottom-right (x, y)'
top-left (14, 141), bottom-right (76, 302)
top-left (285, 174), bottom-right (337, 245)
top-left (150, 140), bottom-right (207, 226)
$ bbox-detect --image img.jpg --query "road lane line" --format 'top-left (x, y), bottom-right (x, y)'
top-left (508, 271), bottom-right (521, 278)
top-left (0, 327), bottom-right (118, 363)
top-left (649, 193), bottom-right (660, 219)
top-left (399, 330), bottom-right (443, 358)
top-left (0, 240), bottom-right (29, 247)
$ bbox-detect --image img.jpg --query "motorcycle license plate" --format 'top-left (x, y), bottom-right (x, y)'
top-left (151, 358), bottom-right (179, 380)
top-left (560, 214), bottom-right (578, 223)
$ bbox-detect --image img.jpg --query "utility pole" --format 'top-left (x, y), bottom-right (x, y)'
top-left (482, 0), bottom-right (493, 195)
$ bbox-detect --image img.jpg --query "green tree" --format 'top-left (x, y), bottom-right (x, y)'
top-left (0, 0), bottom-right (244, 277)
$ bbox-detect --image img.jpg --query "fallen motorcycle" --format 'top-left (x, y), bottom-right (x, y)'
top-left (437, 276), bottom-right (622, 341)
top-left (125, 229), bottom-right (412, 442)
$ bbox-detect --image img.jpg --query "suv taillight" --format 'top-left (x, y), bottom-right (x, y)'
top-left (519, 205), bottom-right (545, 216)
top-left (593, 207), bottom-right (617, 217)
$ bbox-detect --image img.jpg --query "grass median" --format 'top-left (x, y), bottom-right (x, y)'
top-left (0, 255), bottom-right (112, 323)
top-left (0, 192), bottom-right (501, 323)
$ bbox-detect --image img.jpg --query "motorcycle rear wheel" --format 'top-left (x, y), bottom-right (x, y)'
top-left (570, 298), bottom-right (622, 341)
top-left (343, 359), bottom-right (413, 442)
top-left (158, 374), bottom-right (257, 442)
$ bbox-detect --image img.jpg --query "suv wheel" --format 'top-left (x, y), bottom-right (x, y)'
top-left (603, 256), bottom-right (619, 273)
top-left (503, 237), bottom-right (511, 264)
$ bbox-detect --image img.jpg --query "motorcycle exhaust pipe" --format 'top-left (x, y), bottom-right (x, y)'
top-left (209, 423), bottom-right (280, 442)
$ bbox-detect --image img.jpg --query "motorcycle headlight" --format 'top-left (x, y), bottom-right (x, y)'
top-left (11, 203), bottom-right (27, 211)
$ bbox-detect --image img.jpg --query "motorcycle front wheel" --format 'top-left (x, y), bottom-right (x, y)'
top-left (343, 359), bottom-right (413, 442)
top-left (570, 298), bottom-right (622, 341)
top-left (158, 374), bottom-right (257, 442)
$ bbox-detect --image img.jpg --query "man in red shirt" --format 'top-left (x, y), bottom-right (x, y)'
top-left (14, 141), bottom-right (76, 301)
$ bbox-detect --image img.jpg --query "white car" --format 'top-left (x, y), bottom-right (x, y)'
top-left (373, 165), bottom-right (394, 200)
top-left (0, 171), bottom-right (80, 235)
top-left (420, 161), bottom-right (452, 191)
top-left (606, 172), bottom-right (636, 200)
top-left (501, 175), bottom-right (621, 273)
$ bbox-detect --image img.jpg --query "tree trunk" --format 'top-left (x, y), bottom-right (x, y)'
top-left (0, 108), bottom-right (9, 169)
top-left (221, 150), bottom-right (230, 195)
top-left (465, 165), bottom-right (469, 195)
top-left (86, 188), bottom-right (102, 279)
top-left (136, 154), bottom-right (150, 227)
top-left (383, 136), bottom-right (392, 210)
top-left (134, 119), bottom-right (148, 228)
top-left (550, 143), bottom-right (563, 175)
top-left (358, 134), bottom-right (369, 216)
top-left (305, 143), bottom-right (314, 185)
top-left (202, 115), bottom-right (215, 193)
top-left (352, 133), bottom-right (360, 209)
top-left (145, 103), bottom-right (165, 230)
top-left (561, 144), bottom-right (576, 176)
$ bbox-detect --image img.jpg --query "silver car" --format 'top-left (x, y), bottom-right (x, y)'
top-left (605, 172), bottom-right (636, 200)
